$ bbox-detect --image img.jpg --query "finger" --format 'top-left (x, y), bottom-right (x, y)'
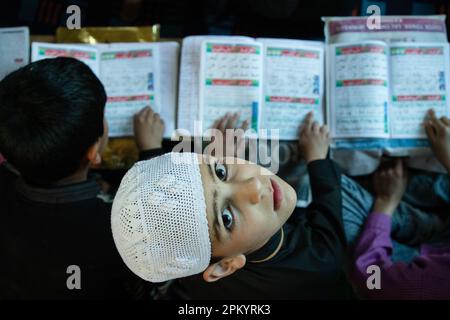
top-left (138, 108), bottom-right (150, 122)
top-left (305, 111), bottom-right (314, 125)
top-left (143, 107), bottom-right (154, 121)
top-left (312, 121), bottom-right (320, 134)
top-left (320, 124), bottom-right (329, 135)
top-left (298, 113), bottom-right (310, 138)
top-left (217, 114), bottom-right (229, 132)
top-left (135, 106), bottom-right (148, 118)
top-left (227, 112), bottom-right (240, 129)
top-left (211, 119), bottom-right (219, 129)
top-left (302, 112), bottom-right (314, 130)
top-left (394, 158), bottom-right (403, 175)
top-left (424, 121), bottom-right (436, 142)
top-left (440, 116), bottom-right (450, 127)
top-left (241, 120), bottom-right (249, 131)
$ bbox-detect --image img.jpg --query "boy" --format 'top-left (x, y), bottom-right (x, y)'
top-left (112, 113), bottom-right (349, 299)
top-left (112, 111), bottom-right (449, 299)
top-left (0, 58), bottom-right (163, 299)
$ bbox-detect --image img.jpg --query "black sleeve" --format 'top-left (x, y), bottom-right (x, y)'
top-left (138, 148), bottom-right (165, 161)
top-left (0, 162), bottom-right (19, 194)
top-left (302, 159), bottom-right (346, 263)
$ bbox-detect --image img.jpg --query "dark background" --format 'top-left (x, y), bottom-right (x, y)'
top-left (1, 0), bottom-right (450, 40)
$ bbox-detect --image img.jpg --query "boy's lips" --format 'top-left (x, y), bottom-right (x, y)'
top-left (270, 178), bottom-right (283, 211)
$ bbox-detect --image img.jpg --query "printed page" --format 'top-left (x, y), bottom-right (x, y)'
top-left (328, 41), bottom-right (390, 138)
top-left (99, 45), bottom-right (160, 137)
top-left (98, 42), bottom-right (179, 138)
top-left (31, 42), bottom-right (99, 75)
top-left (177, 35), bottom-right (254, 134)
top-left (389, 43), bottom-right (450, 138)
top-left (0, 27), bottom-right (29, 80)
top-left (259, 39), bottom-right (324, 140)
top-left (199, 40), bottom-right (263, 133)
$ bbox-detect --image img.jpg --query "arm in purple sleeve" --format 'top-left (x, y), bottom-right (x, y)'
top-left (351, 212), bottom-right (423, 300)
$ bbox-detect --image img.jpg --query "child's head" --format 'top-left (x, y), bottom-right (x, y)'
top-left (111, 152), bottom-right (297, 283)
top-left (0, 57), bottom-right (108, 186)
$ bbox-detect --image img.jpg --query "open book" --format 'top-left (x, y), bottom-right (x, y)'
top-left (179, 35), bottom-right (450, 145)
top-left (31, 41), bottom-right (179, 138)
top-left (327, 40), bottom-right (450, 140)
top-left (178, 36), bottom-right (325, 140)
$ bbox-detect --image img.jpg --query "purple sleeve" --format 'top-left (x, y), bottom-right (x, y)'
top-left (351, 213), bottom-right (422, 299)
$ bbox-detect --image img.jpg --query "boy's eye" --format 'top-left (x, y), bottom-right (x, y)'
top-left (214, 163), bottom-right (227, 181)
top-left (221, 208), bottom-right (233, 230)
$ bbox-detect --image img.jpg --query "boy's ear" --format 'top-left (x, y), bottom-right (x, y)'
top-left (202, 254), bottom-right (246, 283)
top-left (86, 141), bottom-right (102, 166)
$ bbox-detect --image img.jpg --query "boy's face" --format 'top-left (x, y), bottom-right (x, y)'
top-left (198, 155), bottom-right (297, 259)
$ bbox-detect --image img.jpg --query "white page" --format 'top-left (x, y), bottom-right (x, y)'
top-left (103, 42), bottom-right (179, 138)
top-left (389, 42), bottom-right (450, 138)
top-left (259, 39), bottom-right (325, 140)
top-left (0, 27), bottom-right (29, 80)
top-left (199, 40), bottom-right (263, 133)
top-left (177, 35), bottom-right (254, 134)
top-left (99, 44), bottom-right (160, 137)
top-left (31, 42), bottom-right (100, 75)
top-left (328, 41), bottom-right (390, 138)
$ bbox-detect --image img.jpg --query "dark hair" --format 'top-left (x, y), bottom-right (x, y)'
top-left (0, 57), bottom-right (106, 186)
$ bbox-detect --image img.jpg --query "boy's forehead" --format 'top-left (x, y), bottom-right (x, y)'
top-left (199, 153), bottom-right (216, 164)
top-left (197, 155), bottom-right (218, 244)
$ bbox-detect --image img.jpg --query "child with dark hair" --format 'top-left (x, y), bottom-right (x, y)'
top-left (0, 57), bottom-right (165, 299)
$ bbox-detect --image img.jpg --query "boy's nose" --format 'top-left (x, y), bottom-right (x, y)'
top-left (242, 177), bottom-right (264, 205)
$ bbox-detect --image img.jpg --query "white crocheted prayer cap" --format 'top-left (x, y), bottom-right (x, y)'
top-left (111, 152), bottom-right (211, 283)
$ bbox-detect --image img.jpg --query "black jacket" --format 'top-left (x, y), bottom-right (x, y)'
top-left (0, 149), bottom-right (164, 300)
top-left (169, 159), bottom-right (351, 299)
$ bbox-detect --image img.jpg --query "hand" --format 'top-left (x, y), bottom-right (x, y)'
top-left (298, 111), bottom-right (330, 164)
top-left (133, 106), bottom-right (165, 151)
top-left (373, 158), bottom-right (408, 216)
top-left (210, 112), bottom-right (249, 159)
top-left (424, 109), bottom-right (450, 172)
